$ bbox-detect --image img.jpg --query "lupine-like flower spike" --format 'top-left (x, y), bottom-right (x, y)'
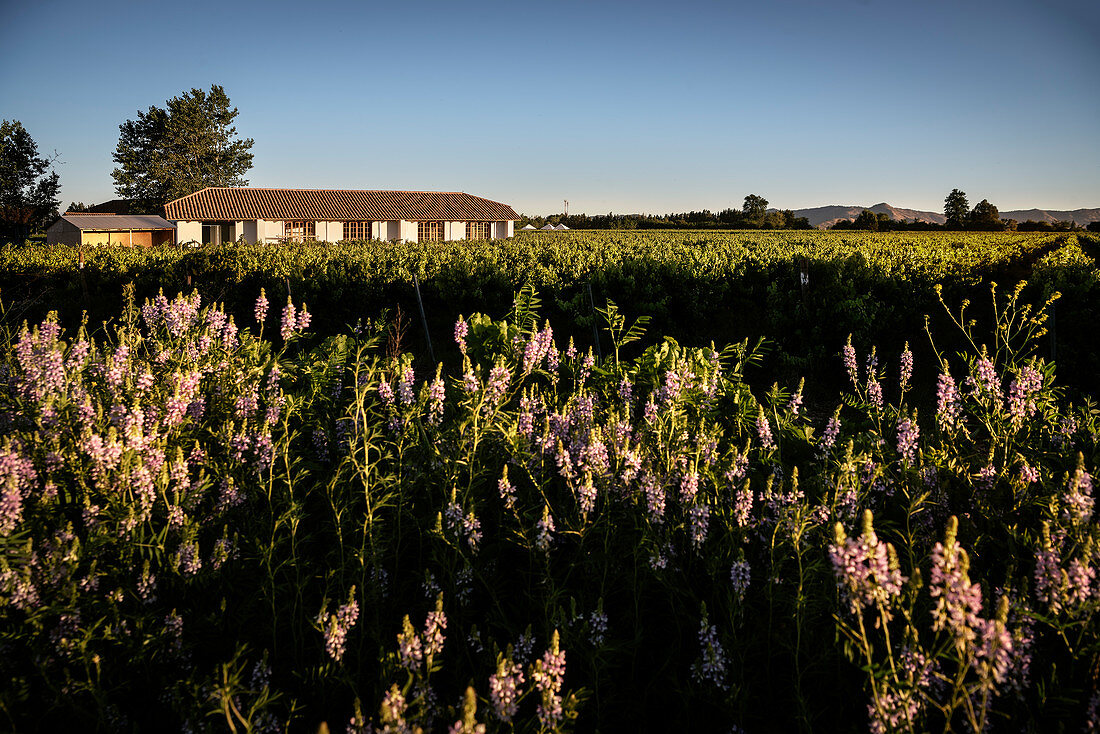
top-left (319, 587), bottom-right (360, 662)
top-left (397, 365), bottom-right (416, 406)
top-left (498, 465), bottom-right (516, 510)
top-left (756, 409), bottom-right (776, 451)
top-left (454, 316), bottom-right (468, 354)
top-left (379, 685), bottom-right (408, 729)
top-left (0, 445), bottom-right (36, 535)
top-left (899, 342), bottom-right (913, 393)
top-left (254, 288), bottom-right (268, 323)
top-left (935, 371), bottom-right (961, 430)
top-left (428, 363), bottom-right (446, 425)
top-left (1060, 453), bottom-right (1095, 527)
top-left (730, 560), bottom-right (751, 601)
top-left (929, 517), bottom-right (983, 649)
top-left (536, 505), bottom-right (555, 551)
top-left (280, 298), bottom-right (297, 341)
top-left (423, 593), bottom-right (448, 660)
top-left (448, 686), bottom-right (485, 734)
top-left (1033, 521), bottom-right (1066, 613)
top-left (396, 614), bottom-right (423, 670)
top-left (691, 604), bottom-right (728, 690)
top-left (843, 335), bottom-right (859, 387)
top-left (788, 378), bottom-right (804, 416)
top-left (828, 510), bottom-right (906, 619)
top-left (1007, 364), bottom-right (1043, 423)
top-left (896, 412), bottom-right (919, 466)
top-left (820, 408), bottom-right (842, 454)
top-left (490, 653), bottom-right (525, 722)
top-left (532, 630), bottom-right (566, 729)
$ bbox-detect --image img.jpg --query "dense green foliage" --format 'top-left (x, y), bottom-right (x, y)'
top-left (111, 85), bottom-right (254, 212)
top-left (1, 230), bottom-right (1097, 392)
top-left (0, 120), bottom-right (60, 242)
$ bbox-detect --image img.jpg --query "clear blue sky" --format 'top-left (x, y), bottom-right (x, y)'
top-left (2, 0), bottom-right (1097, 215)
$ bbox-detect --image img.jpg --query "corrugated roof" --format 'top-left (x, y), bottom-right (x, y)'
top-left (61, 214), bottom-right (175, 230)
top-left (165, 187), bottom-right (519, 222)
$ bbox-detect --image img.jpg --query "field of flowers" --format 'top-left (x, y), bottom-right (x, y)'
top-left (1, 274), bottom-right (1097, 731)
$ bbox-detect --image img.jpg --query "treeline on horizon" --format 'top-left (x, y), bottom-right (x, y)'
top-left (518, 194), bottom-right (814, 231)
top-left (521, 190), bottom-right (1100, 233)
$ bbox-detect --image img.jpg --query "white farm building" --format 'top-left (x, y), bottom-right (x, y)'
top-left (164, 187), bottom-right (519, 245)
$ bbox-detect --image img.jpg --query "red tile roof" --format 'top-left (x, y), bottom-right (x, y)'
top-left (164, 187), bottom-right (518, 222)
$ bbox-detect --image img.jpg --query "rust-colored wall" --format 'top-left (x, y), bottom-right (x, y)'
top-left (78, 230), bottom-right (172, 247)
top-left (81, 231), bottom-right (111, 246)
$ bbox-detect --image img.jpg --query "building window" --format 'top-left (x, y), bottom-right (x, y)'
top-left (284, 220), bottom-right (316, 242)
top-left (417, 221), bottom-right (444, 242)
top-left (466, 221), bottom-right (492, 240)
top-left (343, 221), bottom-right (371, 241)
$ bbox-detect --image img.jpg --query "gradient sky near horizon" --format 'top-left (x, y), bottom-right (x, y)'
top-left (2, 0), bottom-right (1097, 215)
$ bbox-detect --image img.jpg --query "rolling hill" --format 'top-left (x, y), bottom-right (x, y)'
top-left (791, 203), bottom-right (1100, 229)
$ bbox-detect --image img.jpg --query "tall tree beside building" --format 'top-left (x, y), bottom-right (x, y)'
top-left (0, 120), bottom-right (61, 241)
top-left (111, 85), bottom-right (254, 212)
top-left (944, 188), bottom-right (970, 229)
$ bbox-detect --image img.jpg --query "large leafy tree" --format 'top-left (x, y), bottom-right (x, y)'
top-left (112, 85), bottom-right (254, 212)
top-left (0, 120), bottom-right (61, 241)
top-left (742, 194), bottom-right (769, 226)
top-left (969, 199), bottom-right (1002, 231)
top-left (944, 188), bottom-right (970, 229)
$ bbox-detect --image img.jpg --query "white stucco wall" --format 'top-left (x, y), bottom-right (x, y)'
top-left (400, 220), bottom-right (417, 242)
top-left (446, 222), bottom-right (466, 241)
top-left (492, 221), bottom-right (514, 239)
top-left (256, 220), bottom-right (284, 242)
top-left (176, 221), bottom-right (201, 243)
top-left (315, 221), bottom-right (341, 243)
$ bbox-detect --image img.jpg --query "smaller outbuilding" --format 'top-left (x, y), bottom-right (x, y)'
top-left (46, 213), bottom-right (176, 247)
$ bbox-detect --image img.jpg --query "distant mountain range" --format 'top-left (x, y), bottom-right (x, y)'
top-left (788, 203), bottom-right (1100, 229)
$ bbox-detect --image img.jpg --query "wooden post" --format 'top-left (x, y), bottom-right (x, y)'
top-left (1050, 300), bottom-right (1057, 362)
top-left (413, 273), bottom-right (435, 363)
top-left (587, 282), bottom-right (602, 361)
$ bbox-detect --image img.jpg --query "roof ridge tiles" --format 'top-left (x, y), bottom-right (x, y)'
top-left (165, 187), bottom-right (518, 222)
top-left (188, 186), bottom-right (469, 195)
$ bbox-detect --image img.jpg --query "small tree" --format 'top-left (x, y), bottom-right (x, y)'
top-left (852, 209), bottom-right (888, 231)
top-left (742, 194), bottom-right (768, 226)
top-left (0, 120), bottom-right (61, 241)
top-left (969, 199), bottom-right (1002, 231)
top-left (944, 188), bottom-right (969, 229)
top-left (112, 85), bottom-right (254, 212)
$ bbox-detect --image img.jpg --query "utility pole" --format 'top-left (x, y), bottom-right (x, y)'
top-left (564, 200), bottom-right (569, 217)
